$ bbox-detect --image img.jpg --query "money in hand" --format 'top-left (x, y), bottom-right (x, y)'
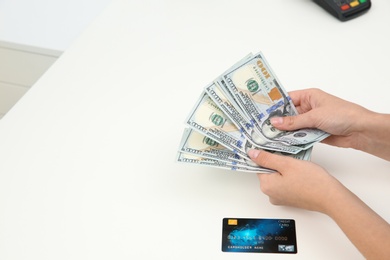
top-left (176, 52), bottom-right (329, 173)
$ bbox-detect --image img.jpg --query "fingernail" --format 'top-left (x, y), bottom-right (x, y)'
top-left (248, 149), bottom-right (261, 159)
top-left (270, 117), bottom-right (283, 125)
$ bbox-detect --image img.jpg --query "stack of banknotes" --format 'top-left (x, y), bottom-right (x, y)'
top-left (176, 52), bottom-right (329, 173)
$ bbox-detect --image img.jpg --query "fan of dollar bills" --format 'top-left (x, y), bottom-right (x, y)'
top-left (176, 52), bottom-right (329, 173)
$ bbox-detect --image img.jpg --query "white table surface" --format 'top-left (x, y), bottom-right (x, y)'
top-left (0, 0), bottom-right (389, 259)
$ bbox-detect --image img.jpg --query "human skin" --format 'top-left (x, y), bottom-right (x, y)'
top-left (248, 88), bottom-right (390, 259)
top-left (270, 88), bottom-right (390, 161)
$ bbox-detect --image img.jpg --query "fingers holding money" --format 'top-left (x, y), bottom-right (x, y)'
top-left (247, 149), bottom-right (291, 173)
top-left (270, 113), bottom-right (317, 132)
top-left (248, 148), bottom-right (338, 213)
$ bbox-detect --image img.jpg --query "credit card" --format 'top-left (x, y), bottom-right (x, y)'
top-left (222, 218), bottom-right (297, 253)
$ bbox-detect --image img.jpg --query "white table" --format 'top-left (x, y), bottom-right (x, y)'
top-left (0, 0), bottom-right (389, 259)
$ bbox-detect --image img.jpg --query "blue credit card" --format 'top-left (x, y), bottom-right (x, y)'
top-left (222, 218), bottom-right (297, 253)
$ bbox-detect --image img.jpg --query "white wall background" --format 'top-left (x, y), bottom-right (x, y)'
top-left (0, 0), bottom-right (113, 119)
top-left (0, 0), bottom-right (112, 51)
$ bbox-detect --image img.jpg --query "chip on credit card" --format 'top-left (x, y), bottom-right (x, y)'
top-left (222, 218), bottom-right (297, 253)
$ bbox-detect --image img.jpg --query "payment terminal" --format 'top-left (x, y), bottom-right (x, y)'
top-left (314, 0), bottom-right (371, 21)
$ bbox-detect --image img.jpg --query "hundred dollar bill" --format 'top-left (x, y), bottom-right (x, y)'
top-left (176, 129), bottom-right (313, 173)
top-left (219, 52), bottom-right (329, 146)
top-left (176, 152), bottom-right (274, 173)
top-left (178, 127), bottom-right (261, 168)
top-left (185, 91), bottom-right (253, 159)
top-left (180, 126), bottom-right (313, 161)
top-left (205, 82), bottom-right (305, 154)
top-left (212, 56), bottom-right (252, 113)
top-left (275, 146), bottom-right (313, 161)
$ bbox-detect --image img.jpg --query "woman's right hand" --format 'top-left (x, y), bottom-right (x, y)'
top-left (270, 88), bottom-right (372, 150)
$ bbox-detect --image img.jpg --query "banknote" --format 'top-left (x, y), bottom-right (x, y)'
top-left (178, 127), bottom-right (251, 165)
top-left (186, 91), bottom-right (259, 159)
top-left (219, 52), bottom-right (329, 146)
top-left (176, 128), bottom-right (313, 173)
top-left (178, 128), bottom-right (268, 169)
top-left (176, 152), bottom-right (274, 173)
top-left (205, 82), bottom-right (307, 154)
top-left (177, 51), bottom-right (325, 174)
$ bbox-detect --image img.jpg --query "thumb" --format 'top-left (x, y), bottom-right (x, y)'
top-left (247, 149), bottom-right (289, 173)
top-left (270, 113), bottom-right (316, 131)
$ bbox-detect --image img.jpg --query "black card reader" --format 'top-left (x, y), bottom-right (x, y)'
top-left (314, 0), bottom-right (371, 21)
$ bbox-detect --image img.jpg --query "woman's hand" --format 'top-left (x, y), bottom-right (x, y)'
top-left (248, 149), bottom-right (344, 213)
